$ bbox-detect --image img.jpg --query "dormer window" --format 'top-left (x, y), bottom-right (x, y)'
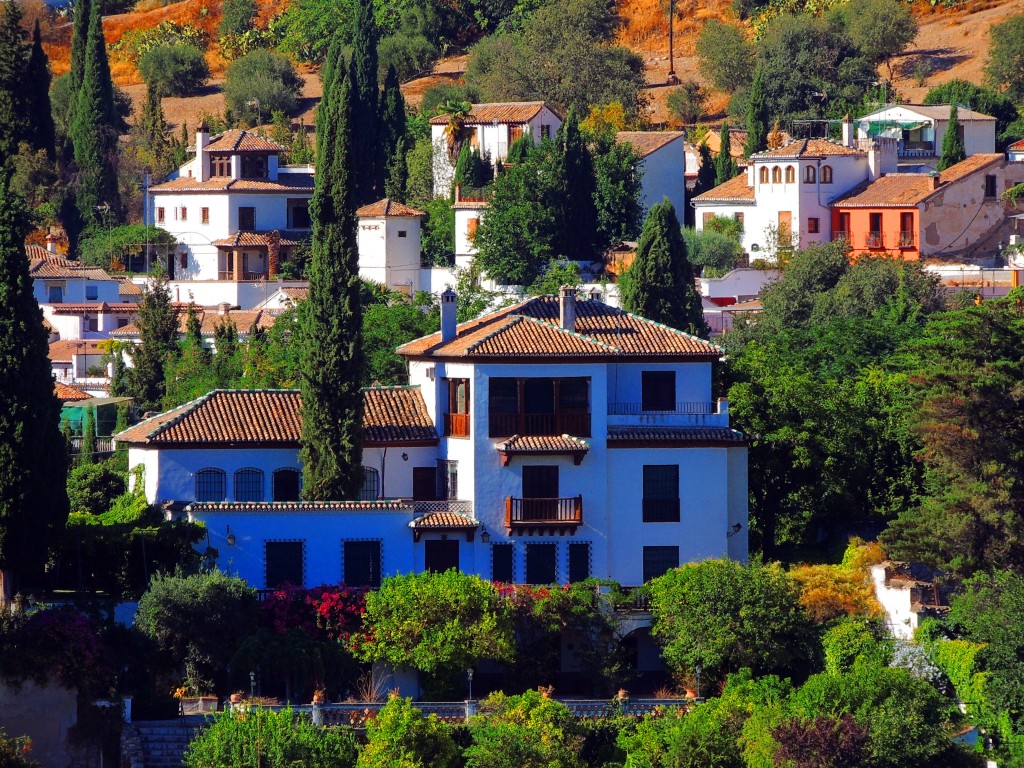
top-left (241, 155), bottom-right (268, 179)
top-left (211, 154), bottom-right (231, 177)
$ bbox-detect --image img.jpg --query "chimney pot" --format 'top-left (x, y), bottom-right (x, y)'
top-left (559, 285), bottom-right (576, 332)
top-left (219, 302), bottom-right (231, 316)
top-left (440, 289), bottom-right (457, 342)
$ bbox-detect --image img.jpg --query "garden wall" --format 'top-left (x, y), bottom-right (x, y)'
top-left (0, 680), bottom-right (77, 768)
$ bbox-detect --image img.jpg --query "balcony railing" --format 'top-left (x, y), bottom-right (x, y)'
top-left (832, 232), bottom-right (849, 243)
top-left (218, 271), bottom-right (269, 281)
top-left (608, 402), bottom-right (717, 416)
top-left (899, 232), bottom-right (915, 248)
top-left (866, 232), bottom-right (884, 249)
top-left (898, 141), bottom-right (935, 158)
top-left (489, 412), bottom-right (591, 438)
top-left (506, 496), bottom-right (583, 529)
top-left (444, 412), bottom-right (470, 437)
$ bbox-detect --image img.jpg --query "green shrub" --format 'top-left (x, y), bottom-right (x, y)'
top-left (219, 0), bottom-right (257, 37)
top-left (666, 81), bottom-right (705, 125)
top-left (0, 728), bottom-right (40, 768)
top-left (357, 696), bottom-right (460, 768)
top-left (378, 33), bottom-right (439, 82)
top-left (67, 462), bottom-right (126, 515)
top-left (821, 618), bottom-right (891, 675)
top-left (224, 50), bottom-right (304, 124)
top-left (138, 44), bottom-right (211, 97)
top-left (112, 21), bottom-right (208, 60)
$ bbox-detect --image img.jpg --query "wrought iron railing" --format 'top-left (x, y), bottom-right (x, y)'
top-left (899, 231), bottom-right (915, 248)
top-left (412, 500), bottom-right (473, 515)
top-left (866, 232), bottom-right (884, 249)
top-left (608, 402), bottom-right (717, 416)
top-left (506, 496), bottom-right (582, 527)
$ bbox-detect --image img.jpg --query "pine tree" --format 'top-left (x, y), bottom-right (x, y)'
top-left (72, 0), bottom-right (121, 227)
top-left (745, 69), bottom-right (769, 158)
top-left (380, 64), bottom-right (407, 201)
top-left (80, 406), bottom-right (96, 466)
top-left (349, 0), bottom-right (382, 205)
top-left (129, 271), bottom-right (179, 410)
top-left (299, 33), bottom-right (365, 501)
top-left (621, 199), bottom-right (708, 337)
top-left (0, 1), bottom-right (28, 162)
top-left (25, 21), bottom-right (55, 158)
top-left (938, 103), bottom-right (966, 172)
top-left (714, 122), bottom-right (739, 186)
top-left (0, 170), bottom-right (69, 603)
top-left (551, 108), bottom-right (599, 262)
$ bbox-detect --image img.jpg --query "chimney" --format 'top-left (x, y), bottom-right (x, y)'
top-left (932, 172), bottom-right (942, 190)
top-left (842, 114), bottom-right (854, 148)
top-left (196, 121), bottom-right (211, 181)
top-left (45, 232), bottom-right (57, 254)
top-left (196, 121), bottom-right (210, 150)
top-left (559, 285), bottom-right (576, 332)
top-left (440, 289), bottom-right (457, 342)
top-left (589, 286), bottom-right (602, 302)
top-left (218, 302), bottom-right (231, 316)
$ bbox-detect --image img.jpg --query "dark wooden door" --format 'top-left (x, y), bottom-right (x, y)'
top-left (424, 540), bottom-right (460, 572)
top-left (413, 467), bottom-right (437, 501)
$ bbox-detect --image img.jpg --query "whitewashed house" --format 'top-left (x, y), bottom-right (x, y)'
top-left (356, 199), bottom-right (426, 295)
top-left (616, 131), bottom-right (687, 216)
top-left (430, 102), bottom-right (563, 196)
top-left (117, 289), bottom-right (747, 588)
top-left (1009, 139), bottom-right (1024, 163)
top-left (856, 104), bottom-right (996, 163)
top-left (871, 561), bottom-right (949, 640)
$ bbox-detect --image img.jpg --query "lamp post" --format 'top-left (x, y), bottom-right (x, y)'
top-left (695, 664), bottom-right (702, 700)
top-left (249, 670), bottom-right (256, 699)
top-left (667, 0), bottom-right (678, 85)
top-left (467, 668), bottom-right (474, 700)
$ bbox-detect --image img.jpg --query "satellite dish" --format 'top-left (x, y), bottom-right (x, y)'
top-left (859, 120), bottom-right (870, 133)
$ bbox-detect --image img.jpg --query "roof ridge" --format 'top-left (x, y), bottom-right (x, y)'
top-left (520, 313), bottom-right (620, 351)
top-left (362, 384), bottom-right (422, 391)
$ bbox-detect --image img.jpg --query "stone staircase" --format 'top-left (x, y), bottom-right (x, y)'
top-left (128, 719), bottom-right (206, 768)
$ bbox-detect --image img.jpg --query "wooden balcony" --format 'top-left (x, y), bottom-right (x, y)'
top-left (444, 412), bottom-right (470, 438)
top-left (505, 496), bottom-right (582, 535)
top-left (489, 412), bottom-right (591, 438)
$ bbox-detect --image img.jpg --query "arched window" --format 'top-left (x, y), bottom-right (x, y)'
top-left (785, 166), bottom-right (795, 184)
top-left (234, 468), bottom-right (264, 502)
top-left (358, 467), bottom-right (380, 501)
top-left (759, 167), bottom-right (769, 184)
top-left (771, 166), bottom-right (782, 183)
top-left (803, 165), bottom-right (816, 183)
top-left (273, 468), bottom-right (301, 502)
top-left (195, 468), bottom-right (226, 502)
top-left (820, 165), bottom-right (833, 184)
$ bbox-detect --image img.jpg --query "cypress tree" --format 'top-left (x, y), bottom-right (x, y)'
top-left (714, 122), bottom-right (739, 186)
top-left (0, 1), bottom-right (28, 162)
top-left (693, 143), bottom-right (717, 196)
top-left (80, 407), bottom-right (96, 466)
top-left (69, 0), bottom-right (90, 94)
top-left (291, 119), bottom-right (313, 165)
top-left (72, 0), bottom-right (120, 227)
top-left (0, 170), bottom-right (69, 602)
top-left (380, 64), bottom-right (407, 201)
top-left (137, 83), bottom-right (170, 173)
top-left (130, 271), bottom-right (179, 411)
top-left (552, 108), bottom-right (599, 262)
top-left (621, 199), bottom-right (708, 337)
top-left (745, 69), bottom-right (769, 158)
top-left (299, 31), bottom-right (365, 501)
top-left (938, 103), bottom-right (966, 171)
top-left (25, 21), bottom-right (55, 158)
top-left (349, 0), bottom-right (382, 205)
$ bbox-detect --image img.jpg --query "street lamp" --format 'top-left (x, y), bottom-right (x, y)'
top-left (467, 668), bottom-right (474, 700)
top-left (249, 670), bottom-right (256, 699)
top-left (695, 664), bottom-right (702, 700)
top-left (247, 98), bottom-right (261, 130)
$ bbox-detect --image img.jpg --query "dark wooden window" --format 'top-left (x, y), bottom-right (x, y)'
top-left (803, 165), bottom-right (816, 183)
top-left (568, 543), bottom-right (590, 583)
top-left (523, 466), bottom-right (558, 498)
top-left (195, 468), bottom-right (226, 502)
top-left (238, 207), bottom-right (256, 231)
top-left (642, 371), bottom-right (675, 412)
top-left (488, 377), bottom-right (590, 437)
top-left (643, 465), bottom-right (680, 522)
top-left (180, 206), bottom-right (187, 222)
top-left (266, 541), bottom-right (304, 588)
top-left (492, 544), bottom-right (514, 583)
top-left (241, 155), bottom-right (268, 178)
top-left (808, 217), bottom-right (820, 234)
top-left (343, 540), bottom-right (381, 587)
top-left (446, 379), bottom-right (470, 437)
top-left (358, 467), bottom-right (379, 501)
top-left (437, 460), bottom-right (458, 500)
top-left (272, 469), bottom-right (300, 501)
top-left (413, 468), bottom-right (437, 501)
top-left (985, 175), bottom-right (997, 199)
top-left (643, 546), bottom-right (679, 582)
top-left (526, 543), bottom-right (557, 584)
top-left (201, 207), bottom-right (210, 224)
top-left (234, 468), bottom-right (264, 502)
top-left (821, 165), bottom-right (833, 184)
top-left (836, 212), bottom-right (850, 235)
top-left (288, 199), bottom-right (311, 228)
top-left (424, 540), bottom-right (460, 572)
top-left (211, 154), bottom-right (231, 177)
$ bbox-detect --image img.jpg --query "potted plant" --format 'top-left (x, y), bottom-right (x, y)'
top-left (230, 691), bottom-right (244, 704)
top-left (312, 689), bottom-right (327, 705)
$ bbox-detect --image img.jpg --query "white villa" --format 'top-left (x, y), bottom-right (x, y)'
top-left (430, 102), bottom-right (563, 196)
top-left (856, 104), bottom-right (996, 164)
top-left (117, 288), bottom-right (748, 588)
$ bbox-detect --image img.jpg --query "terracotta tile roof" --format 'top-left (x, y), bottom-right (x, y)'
top-left (832, 155), bottom-right (1004, 208)
top-left (616, 131), bottom-right (685, 158)
top-left (212, 231), bottom-right (301, 248)
top-left (50, 302), bottom-right (139, 314)
top-left (398, 295), bottom-right (722, 360)
top-left (188, 500), bottom-right (415, 512)
top-left (409, 511), bottom-right (479, 530)
top-left (200, 129), bottom-right (286, 153)
top-left (149, 175), bottom-right (314, 193)
top-left (607, 426), bottom-right (746, 444)
top-left (495, 435), bottom-right (591, 460)
top-left (49, 339), bottom-right (106, 362)
top-left (363, 386), bottom-right (438, 445)
top-left (55, 382), bottom-right (91, 401)
top-left (25, 243), bottom-right (52, 260)
top-left (29, 257), bottom-right (113, 280)
top-left (111, 308), bottom-right (275, 338)
top-left (356, 199), bottom-right (426, 218)
top-left (117, 278), bottom-right (143, 297)
top-left (428, 101), bottom-right (559, 125)
top-left (115, 387), bottom-right (437, 446)
top-left (753, 138), bottom-right (864, 159)
top-left (703, 128), bottom-right (752, 159)
top-left (282, 287), bottom-right (308, 301)
top-left (860, 104), bottom-right (996, 122)
top-left (692, 173), bottom-right (755, 204)
top-left (1009, 139), bottom-right (1024, 151)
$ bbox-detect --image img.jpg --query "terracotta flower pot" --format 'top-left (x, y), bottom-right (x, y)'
top-left (684, 688), bottom-right (697, 699)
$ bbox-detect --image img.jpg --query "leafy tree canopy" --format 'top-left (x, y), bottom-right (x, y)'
top-left (985, 14), bottom-right (1024, 103)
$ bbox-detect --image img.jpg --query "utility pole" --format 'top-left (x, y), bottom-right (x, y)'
top-left (667, 0), bottom-right (679, 85)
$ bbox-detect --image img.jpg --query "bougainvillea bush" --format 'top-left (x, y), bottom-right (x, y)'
top-left (0, 608), bottom-right (107, 693)
top-left (0, 729), bottom-right (41, 768)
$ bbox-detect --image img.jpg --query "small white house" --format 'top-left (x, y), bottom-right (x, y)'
top-left (1009, 139), bottom-right (1024, 163)
top-left (856, 104), bottom-right (996, 162)
top-left (871, 561), bottom-right (948, 640)
top-left (616, 131), bottom-right (687, 217)
top-left (356, 199), bottom-right (425, 295)
top-left (430, 102), bottom-right (563, 196)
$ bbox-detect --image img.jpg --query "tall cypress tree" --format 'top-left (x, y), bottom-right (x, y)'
top-left (80, 406), bottom-right (96, 466)
top-left (745, 69), bottom-right (769, 158)
top-left (72, 0), bottom-right (120, 227)
top-left (380, 65), bottom-right (407, 201)
top-left (552, 108), bottom-right (599, 262)
top-left (715, 122), bottom-right (739, 186)
top-left (0, 1), bottom-right (28, 163)
top-left (693, 143), bottom-right (717, 196)
top-left (938, 103), bottom-right (966, 172)
top-left (299, 33), bottom-right (365, 500)
top-left (137, 83), bottom-right (170, 174)
top-left (24, 21), bottom-right (55, 158)
top-left (0, 170), bottom-right (69, 603)
top-left (621, 199), bottom-right (708, 337)
top-left (129, 271), bottom-right (179, 411)
top-left (349, 0), bottom-right (382, 205)
top-left (69, 0), bottom-right (90, 93)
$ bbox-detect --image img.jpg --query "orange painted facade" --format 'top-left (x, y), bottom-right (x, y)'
top-left (830, 207), bottom-right (921, 261)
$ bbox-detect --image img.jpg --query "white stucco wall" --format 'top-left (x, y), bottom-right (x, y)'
top-left (357, 216), bottom-right (423, 294)
top-left (638, 138), bottom-right (686, 216)
top-left (857, 106), bottom-right (996, 157)
top-left (699, 268), bottom-right (779, 301)
top-left (871, 565), bottom-right (918, 640)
